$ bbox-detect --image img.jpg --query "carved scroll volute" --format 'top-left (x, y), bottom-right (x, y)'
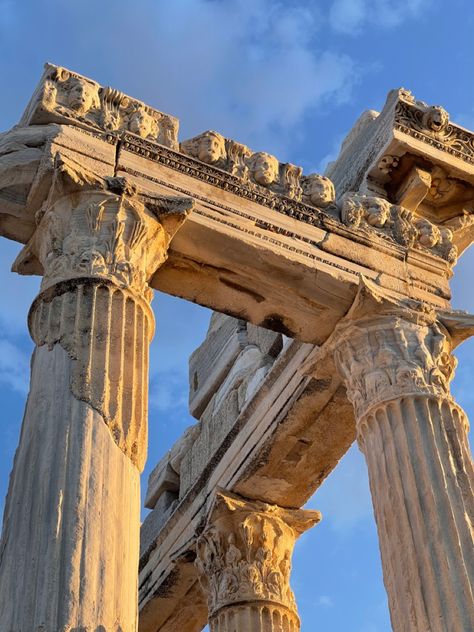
top-left (195, 490), bottom-right (321, 620)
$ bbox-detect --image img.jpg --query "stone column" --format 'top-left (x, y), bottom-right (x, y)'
top-left (331, 284), bottom-right (474, 632)
top-left (0, 171), bottom-right (191, 631)
top-left (195, 490), bottom-right (321, 632)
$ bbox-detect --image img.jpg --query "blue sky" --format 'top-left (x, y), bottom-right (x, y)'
top-left (0, 1), bottom-right (473, 630)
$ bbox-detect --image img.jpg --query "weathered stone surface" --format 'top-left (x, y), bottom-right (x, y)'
top-left (1, 64), bottom-right (474, 632)
top-left (195, 490), bottom-right (320, 631)
top-left (0, 345), bottom-right (141, 631)
top-left (0, 159), bottom-right (191, 630)
top-left (322, 279), bottom-right (474, 632)
top-left (21, 63), bottom-right (179, 148)
top-left (139, 338), bottom-right (355, 632)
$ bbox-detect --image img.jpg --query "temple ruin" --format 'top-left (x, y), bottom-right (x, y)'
top-left (0, 63), bottom-right (473, 631)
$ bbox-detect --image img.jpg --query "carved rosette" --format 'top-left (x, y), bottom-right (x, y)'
top-left (195, 491), bottom-right (320, 631)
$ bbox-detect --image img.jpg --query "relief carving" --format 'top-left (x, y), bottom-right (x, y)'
top-left (340, 192), bottom-right (457, 261)
top-left (329, 281), bottom-right (458, 421)
top-left (20, 63), bottom-right (179, 149)
top-left (377, 154), bottom-right (400, 175)
top-left (246, 151), bottom-right (280, 187)
top-left (12, 172), bottom-right (193, 468)
top-left (195, 490), bottom-right (320, 618)
top-left (181, 131), bottom-right (227, 167)
top-left (15, 171), bottom-right (193, 301)
top-left (301, 174), bottom-right (335, 208)
top-left (180, 130), bottom-right (335, 208)
top-left (394, 92), bottom-right (474, 164)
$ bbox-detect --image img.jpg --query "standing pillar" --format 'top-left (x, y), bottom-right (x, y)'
top-left (330, 283), bottom-right (474, 632)
top-left (0, 172), bottom-right (191, 631)
top-left (195, 490), bottom-right (321, 632)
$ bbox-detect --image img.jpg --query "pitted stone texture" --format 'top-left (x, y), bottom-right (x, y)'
top-left (20, 63), bottom-right (179, 149)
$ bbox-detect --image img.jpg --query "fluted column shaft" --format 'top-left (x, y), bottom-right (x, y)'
top-left (333, 311), bottom-right (474, 632)
top-left (195, 490), bottom-right (321, 632)
top-left (0, 177), bottom-right (190, 631)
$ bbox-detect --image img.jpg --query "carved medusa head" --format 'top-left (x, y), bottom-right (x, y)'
top-left (364, 197), bottom-right (391, 228)
top-left (302, 174), bottom-right (335, 207)
top-left (66, 77), bottom-right (100, 115)
top-left (181, 131), bottom-right (227, 165)
top-left (247, 152), bottom-right (279, 186)
top-left (415, 218), bottom-right (441, 248)
top-left (128, 107), bottom-right (158, 139)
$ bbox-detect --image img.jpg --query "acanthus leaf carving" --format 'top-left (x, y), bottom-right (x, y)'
top-left (195, 490), bottom-right (320, 619)
top-left (13, 169), bottom-right (193, 301)
top-left (326, 279), bottom-right (460, 422)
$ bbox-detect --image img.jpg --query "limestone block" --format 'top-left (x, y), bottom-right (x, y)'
top-left (246, 321), bottom-right (283, 357)
top-left (141, 491), bottom-right (179, 557)
top-left (188, 314), bottom-right (248, 418)
top-left (145, 460), bottom-right (180, 510)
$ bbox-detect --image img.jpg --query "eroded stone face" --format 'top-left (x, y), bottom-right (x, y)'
top-left (248, 151), bottom-right (279, 186)
top-left (302, 174), bottom-right (335, 207)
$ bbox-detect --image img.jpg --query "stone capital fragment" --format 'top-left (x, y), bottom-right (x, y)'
top-left (195, 489), bottom-right (320, 629)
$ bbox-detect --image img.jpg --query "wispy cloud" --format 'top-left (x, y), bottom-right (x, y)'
top-left (329, 0), bottom-right (428, 34)
top-left (148, 370), bottom-right (188, 413)
top-left (0, 0), bottom-right (358, 160)
top-left (317, 595), bottom-right (335, 608)
top-left (0, 338), bottom-right (30, 394)
top-left (106, 0), bottom-right (358, 157)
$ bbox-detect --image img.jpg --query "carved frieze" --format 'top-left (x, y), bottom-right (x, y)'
top-left (195, 491), bottom-right (320, 619)
top-left (20, 63), bottom-right (179, 149)
top-left (180, 130), bottom-right (336, 208)
top-left (394, 91), bottom-right (474, 165)
top-left (340, 192), bottom-right (458, 263)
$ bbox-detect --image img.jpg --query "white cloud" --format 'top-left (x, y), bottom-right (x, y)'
top-left (0, 338), bottom-right (30, 395)
top-left (29, 0), bottom-right (357, 160)
top-left (149, 370), bottom-right (189, 414)
top-left (329, 0), bottom-right (428, 34)
top-left (317, 595), bottom-right (335, 607)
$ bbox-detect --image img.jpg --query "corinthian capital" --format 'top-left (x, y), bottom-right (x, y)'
top-left (13, 160), bottom-right (193, 302)
top-left (195, 490), bottom-right (320, 623)
top-left (320, 278), bottom-right (470, 421)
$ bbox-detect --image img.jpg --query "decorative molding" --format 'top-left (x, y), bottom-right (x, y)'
top-left (122, 132), bottom-right (338, 224)
top-left (195, 490), bottom-right (320, 619)
top-left (180, 130), bottom-right (335, 207)
top-left (394, 96), bottom-right (474, 165)
top-left (13, 169), bottom-right (193, 301)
